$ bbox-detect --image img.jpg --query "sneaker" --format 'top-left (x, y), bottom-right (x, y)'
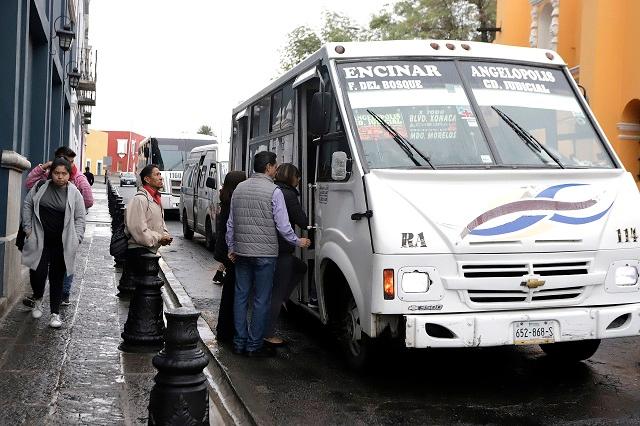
top-left (212, 270), bottom-right (225, 285)
top-left (49, 314), bottom-right (62, 328)
top-left (60, 298), bottom-right (71, 306)
top-left (22, 296), bottom-right (35, 308)
top-left (32, 299), bottom-right (43, 319)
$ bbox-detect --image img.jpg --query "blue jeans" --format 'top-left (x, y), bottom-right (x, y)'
top-left (62, 274), bottom-right (74, 300)
top-left (233, 256), bottom-right (277, 352)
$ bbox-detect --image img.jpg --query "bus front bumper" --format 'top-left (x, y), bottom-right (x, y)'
top-left (404, 303), bottom-right (640, 348)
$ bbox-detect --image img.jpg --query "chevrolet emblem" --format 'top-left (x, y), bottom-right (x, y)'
top-left (523, 278), bottom-right (546, 289)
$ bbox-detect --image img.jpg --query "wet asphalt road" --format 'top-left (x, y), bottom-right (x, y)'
top-left (120, 186), bottom-right (640, 425)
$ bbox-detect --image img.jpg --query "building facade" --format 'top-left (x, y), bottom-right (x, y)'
top-left (0, 0), bottom-right (96, 314)
top-left (84, 129), bottom-right (108, 175)
top-left (106, 131), bottom-right (145, 173)
top-left (496, 0), bottom-right (640, 187)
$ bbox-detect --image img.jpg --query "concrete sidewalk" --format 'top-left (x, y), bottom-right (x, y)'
top-left (0, 184), bottom-right (155, 424)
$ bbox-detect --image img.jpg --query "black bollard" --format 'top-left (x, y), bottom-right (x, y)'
top-left (119, 253), bottom-right (165, 353)
top-left (148, 307), bottom-right (209, 425)
top-left (112, 202), bottom-right (127, 268)
top-left (116, 254), bottom-right (136, 297)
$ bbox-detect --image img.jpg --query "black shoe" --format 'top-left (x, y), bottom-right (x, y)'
top-left (232, 347), bottom-right (245, 355)
top-left (212, 270), bottom-right (225, 285)
top-left (22, 296), bottom-right (35, 308)
top-left (245, 346), bottom-right (276, 358)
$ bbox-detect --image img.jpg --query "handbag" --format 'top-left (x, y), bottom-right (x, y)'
top-left (110, 223), bottom-right (129, 258)
top-left (16, 180), bottom-right (47, 252)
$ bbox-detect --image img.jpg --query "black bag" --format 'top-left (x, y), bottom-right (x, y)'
top-left (110, 224), bottom-right (129, 258)
top-left (16, 180), bottom-right (46, 252)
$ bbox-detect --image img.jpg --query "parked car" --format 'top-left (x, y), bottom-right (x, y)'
top-left (119, 172), bottom-right (137, 187)
top-left (180, 143), bottom-right (228, 250)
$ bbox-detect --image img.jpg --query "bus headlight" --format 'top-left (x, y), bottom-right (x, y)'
top-left (615, 266), bottom-right (639, 286)
top-left (401, 271), bottom-right (431, 293)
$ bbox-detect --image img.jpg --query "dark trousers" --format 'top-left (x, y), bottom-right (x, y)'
top-left (266, 253), bottom-right (307, 337)
top-left (216, 264), bottom-right (235, 342)
top-left (30, 241), bottom-right (66, 314)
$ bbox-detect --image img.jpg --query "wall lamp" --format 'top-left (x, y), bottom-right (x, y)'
top-left (68, 68), bottom-right (81, 89)
top-left (50, 16), bottom-right (76, 55)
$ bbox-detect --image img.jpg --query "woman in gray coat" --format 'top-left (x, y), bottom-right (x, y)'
top-left (21, 157), bottom-right (86, 328)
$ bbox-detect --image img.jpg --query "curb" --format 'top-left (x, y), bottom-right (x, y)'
top-left (158, 257), bottom-right (255, 426)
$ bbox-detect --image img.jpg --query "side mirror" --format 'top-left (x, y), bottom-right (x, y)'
top-left (206, 177), bottom-right (217, 189)
top-left (309, 92), bottom-right (332, 136)
top-left (331, 151), bottom-right (349, 181)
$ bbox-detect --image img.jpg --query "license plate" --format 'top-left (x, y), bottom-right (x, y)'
top-left (513, 320), bottom-right (556, 345)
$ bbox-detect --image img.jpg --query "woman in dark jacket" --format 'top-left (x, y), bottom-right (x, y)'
top-left (214, 171), bottom-right (246, 343)
top-left (265, 164), bottom-right (308, 346)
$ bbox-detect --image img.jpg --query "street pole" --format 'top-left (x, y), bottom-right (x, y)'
top-left (59, 50), bottom-right (66, 149)
top-left (126, 130), bottom-right (131, 172)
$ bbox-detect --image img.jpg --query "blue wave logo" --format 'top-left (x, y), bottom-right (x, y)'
top-left (461, 184), bottom-right (613, 238)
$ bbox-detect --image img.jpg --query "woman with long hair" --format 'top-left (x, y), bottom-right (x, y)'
top-left (214, 170), bottom-right (247, 342)
top-left (264, 163), bottom-right (308, 347)
top-left (21, 157), bottom-right (86, 328)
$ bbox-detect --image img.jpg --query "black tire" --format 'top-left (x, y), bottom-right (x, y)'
top-left (205, 217), bottom-right (215, 251)
top-left (336, 292), bottom-right (372, 371)
top-left (539, 339), bottom-right (601, 362)
top-left (182, 211), bottom-right (194, 240)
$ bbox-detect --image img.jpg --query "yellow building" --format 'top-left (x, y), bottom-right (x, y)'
top-left (496, 0), bottom-right (640, 186)
top-left (84, 130), bottom-right (108, 175)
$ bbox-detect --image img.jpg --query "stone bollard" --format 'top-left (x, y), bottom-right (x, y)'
top-left (148, 307), bottom-right (209, 425)
top-left (119, 253), bottom-right (165, 353)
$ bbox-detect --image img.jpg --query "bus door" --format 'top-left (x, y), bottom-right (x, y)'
top-left (299, 67), bottom-right (368, 324)
top-left (193, 155), bottom-right (207, 233)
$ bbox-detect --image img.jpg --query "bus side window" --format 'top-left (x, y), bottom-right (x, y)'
top-left (198, 165), bottom-right (208, 188)
top-left (314, 81), bottom-right (350, 182)
top-left (248, 140), bottom-right (269, 172)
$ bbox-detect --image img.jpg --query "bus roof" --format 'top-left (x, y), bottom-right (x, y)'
top-left (139, 134), bottom-right (217, 144)
top-left (189, 143), bottom-right (218, 153)
top-left (187, 143), bottom-right (231, 160)
top-left (231, 40), bottom-right (566, 114)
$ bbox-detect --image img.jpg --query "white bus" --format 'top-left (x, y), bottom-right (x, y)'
top-left (136, 135), bottom-right (216, 211)
top-left (230, 40), bottom-right (640, 369)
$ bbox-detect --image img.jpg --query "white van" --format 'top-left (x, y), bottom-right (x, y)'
top-left (180, 144), bottom-right (229, 249)
top-left (230, 40), bottom-right (640, 369)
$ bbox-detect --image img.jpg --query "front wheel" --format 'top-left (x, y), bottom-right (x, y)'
top-left (539, 339), bottom-right (601, 362)
top-left (337, 293), bottom-right (372, 371)
top-left (182, 211), bottom-right (194, 240)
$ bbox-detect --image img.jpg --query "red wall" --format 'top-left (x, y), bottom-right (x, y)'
top-left (105, 130), bottom-right (145, 173)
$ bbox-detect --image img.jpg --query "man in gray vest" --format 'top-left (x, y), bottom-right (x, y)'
top-left (226, 151), bottom-right (311, 357)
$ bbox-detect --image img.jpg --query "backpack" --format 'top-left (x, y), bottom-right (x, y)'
top-left (15, 180), bottom-right (47, 251)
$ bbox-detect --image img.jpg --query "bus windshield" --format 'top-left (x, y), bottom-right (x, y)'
top-left (149, 138), bottom-right (209, 171)
top-left (457, 61), bottom-right (613, 168)
top-left (337, 60), bottom-right (614, 169)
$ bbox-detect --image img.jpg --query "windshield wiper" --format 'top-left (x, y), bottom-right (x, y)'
top-left (366, 109), bottom-right (435, 170)
top-left (491, 106), bottom-right (564, 169)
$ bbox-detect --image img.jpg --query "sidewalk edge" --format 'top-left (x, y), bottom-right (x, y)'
top-left (158, 257), bottom-right (256, 426)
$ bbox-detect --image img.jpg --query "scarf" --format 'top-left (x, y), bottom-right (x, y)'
top-left (143, 184), bottom-right (162, 206)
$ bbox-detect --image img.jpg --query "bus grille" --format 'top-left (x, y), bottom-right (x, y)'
top-left (171, 179), bottom-right (181, 196)
top-left (467, 286), bottom-right (585, 304)
top-left (461, 261), bottom-right (589, 278)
